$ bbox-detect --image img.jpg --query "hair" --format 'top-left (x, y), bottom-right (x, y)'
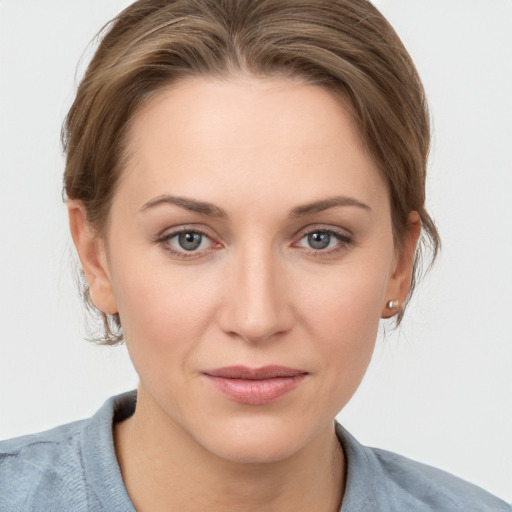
top-left (63, 0), bottom-right (440, 344)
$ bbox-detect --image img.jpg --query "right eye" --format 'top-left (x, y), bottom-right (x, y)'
top-left (158, 229), bottom-right (219, 258)
top-left (173, 231), bottom-right (206, 251)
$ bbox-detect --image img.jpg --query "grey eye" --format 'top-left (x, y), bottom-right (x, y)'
top-left (307, 232), bottom-right (331, 250)
top-left (178, 232), bottom-right (203, 251)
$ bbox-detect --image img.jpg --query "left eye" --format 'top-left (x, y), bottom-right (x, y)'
top-left (298, 231), bottom-right (346, 251)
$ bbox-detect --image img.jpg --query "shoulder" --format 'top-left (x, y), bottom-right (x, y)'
top-left (336, 423), bottom-right (510, 512)
top-left (371, 447), bottom-right (509, 511)
top-left (0, 419), bottom-right (89, 510)
top-left (0, 392), bottom-right (136, 512)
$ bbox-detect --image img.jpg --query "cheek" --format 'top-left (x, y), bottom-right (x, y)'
top-left (110, 254), bottom-right (222, 365)
top-left (294, 256), bottom-right (392, 386)
top-left (299, 261), bottom-right (389, 337)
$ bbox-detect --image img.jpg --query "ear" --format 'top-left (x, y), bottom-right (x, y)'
top-left (67, 200), bottom-right (118, 315)
top-left (381, 211), bottom-right (421, 318)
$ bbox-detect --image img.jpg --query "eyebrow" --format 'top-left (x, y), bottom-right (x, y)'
top-left (289, 196), bottom-right (371, 217)
top-left (140, 195), bottom-right (228, 218)
top-left (139, 194), bottom-right (370, 218)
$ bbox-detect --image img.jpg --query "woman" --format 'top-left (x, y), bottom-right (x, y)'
top-left (0, 0), bottom-right (509, 510)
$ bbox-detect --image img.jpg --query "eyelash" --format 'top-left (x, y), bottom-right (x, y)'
top-left (155, 226), bottom-right (354, 259)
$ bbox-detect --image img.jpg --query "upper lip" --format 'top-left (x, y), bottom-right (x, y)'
top-left (203, 366), bottom-right (307, 380)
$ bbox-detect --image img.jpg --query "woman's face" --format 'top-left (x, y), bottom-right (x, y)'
top-left (80, 76), bottom-right (413, 463)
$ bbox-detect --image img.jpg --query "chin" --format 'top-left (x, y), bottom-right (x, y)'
top-left (207, 435), bottom-right (306, 465)
top-left (194, 415), bottom-right (327, 465)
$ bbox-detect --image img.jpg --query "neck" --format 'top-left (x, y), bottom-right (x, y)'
top-left (115, 386), bottom-right (345, 512)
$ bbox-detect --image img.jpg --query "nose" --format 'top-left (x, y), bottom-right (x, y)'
top-left (217, 244), bottom-right (294, 344)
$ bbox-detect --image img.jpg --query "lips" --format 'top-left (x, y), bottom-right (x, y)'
top-left (203, 366), bottom-right (308, 405)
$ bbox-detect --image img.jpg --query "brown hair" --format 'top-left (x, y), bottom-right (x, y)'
top-left (63, 0), bottom-right (440, 344)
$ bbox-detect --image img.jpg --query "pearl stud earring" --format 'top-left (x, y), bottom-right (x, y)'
top-left (386, 300), bottom-right (400, 309)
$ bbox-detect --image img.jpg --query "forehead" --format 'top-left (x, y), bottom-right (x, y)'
top-left (117, 76), bottom-right (388, 214)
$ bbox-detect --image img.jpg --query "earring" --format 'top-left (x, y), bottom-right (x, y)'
top-left (386, 300), bottom-right (400, 310)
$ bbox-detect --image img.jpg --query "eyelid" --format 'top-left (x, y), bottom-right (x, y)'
top-left (155, 223), bottom-right (218, 241)
top-left (293, 223), bottom-right (353, 240)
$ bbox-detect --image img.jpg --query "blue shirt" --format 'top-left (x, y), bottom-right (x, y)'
top-left (0, 391), bottom-right (509, 511)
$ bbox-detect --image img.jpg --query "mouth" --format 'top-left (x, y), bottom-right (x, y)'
top-left (202, 366), bottom-right (308, 405)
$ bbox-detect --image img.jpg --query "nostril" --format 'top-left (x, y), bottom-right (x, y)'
top-left (218, 305), bottom-right (293, 344)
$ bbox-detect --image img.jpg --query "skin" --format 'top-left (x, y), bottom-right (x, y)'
top-left (69, 76), bottom-right (420, 512)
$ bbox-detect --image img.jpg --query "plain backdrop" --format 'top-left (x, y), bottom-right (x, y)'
top-left (0, 0), bottom-right (511, 502)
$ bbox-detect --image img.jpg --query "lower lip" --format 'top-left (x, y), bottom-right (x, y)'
top-left (205, 374), bottom-right (307, 405)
